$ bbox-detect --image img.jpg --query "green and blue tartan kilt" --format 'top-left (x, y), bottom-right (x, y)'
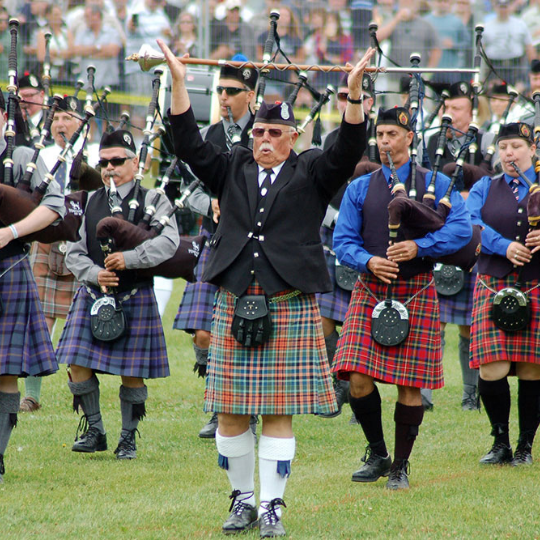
top-left (0, 255), bottom-right (58, 377)
top-left (204, 282), bottom-right (338, 416)
top-left (470, 272), bottom-right (540, 368)
top-left (56, 286), bottom-right (170, 379)
top-left (333, 272), bottom-right (444, 389)
top-left (438, 268), bottom-right (477, 326)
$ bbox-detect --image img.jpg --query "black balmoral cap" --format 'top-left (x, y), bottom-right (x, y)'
top-left (254, 101), bottom-right (296, 127)
top-left (376, 106), bottom-right (412, 131)
top-left (219, 64), bottom-right (258, 90)
top-left (498, 122), bottom-right (534, 144)
top-left (531, 59), bottom-right (540, 74)
top-left (18, 72), bottom-right (43, 90)
top-left (58, 95), bottom-right (83, 115)
top-left (100, 129), bottom-right (137, 152)
top-left (447, 81), bottom-right (472, 100)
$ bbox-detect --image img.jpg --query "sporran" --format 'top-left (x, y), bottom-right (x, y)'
top-left (335, 264), bottom-right (359, 291)
top-left (90, 295), bottom-right (127, 342)
top-left (231, 295), bottom-right (272, 347)
top-left (490, 287), bottom-right (531, 332)
top-left (371, 298), bottom-right (410, 346)
top-left (433, 264), bottom-right (465, 296)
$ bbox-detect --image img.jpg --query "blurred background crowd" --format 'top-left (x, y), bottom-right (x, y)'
top-left (1, 0), bottom-right (540, 136)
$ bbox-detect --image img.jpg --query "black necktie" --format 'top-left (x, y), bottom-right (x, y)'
top-left (56, 160), bottom-right (67, 191)
top-left (258, 169), bottom-right (273, 205)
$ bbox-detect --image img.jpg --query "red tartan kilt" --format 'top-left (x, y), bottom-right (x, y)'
top-left (205, 283), bottom-right (337, 416)
top-left (470, 273), bottom-right (540, 367)
top-left (333, 272), bottom-right (444, 389)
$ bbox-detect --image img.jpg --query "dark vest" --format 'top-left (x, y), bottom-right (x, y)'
top-left (362, 166), bottom-right (434, 279)
top-left (478, 175), bottom-right (540, 281)
top-left (216, 174), bottom-right (290, 296)
top-left (85, 186), bottom-right (153, 292)
top-left (201, 117), bottom-right (254, 234)
top-left (427, 131), bottom-right (485, 169)
top-left (0, 147), bottom-right (28, 260)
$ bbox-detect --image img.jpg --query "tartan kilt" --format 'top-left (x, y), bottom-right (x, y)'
top-left (470, 272), bottom-right (540, 367)
top-left (30, 242), bottom-right (79, 319)
top-left (333, 272), bottom-right (444, 389)
top-left (173, 229), bottom-right (217, 333)
top-left (56, 285), bottom-right (170, 378)
top-left (316, 227), bottom-right (352, 324)
top-left (205, 283), bottom-right (338, 416)
top-left (438, 268), bottom-right (477, 326)
top-left (0, 255), bottom-right (58, 377)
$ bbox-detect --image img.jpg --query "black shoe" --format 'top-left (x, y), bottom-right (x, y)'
top-left (72, 427), bottom-right (108, 453)
top-left (222, 490), bottom-right (258, 535)
top-left (198, 412), bottom-right (218, 438)
top-left (318, 380), bottom-right (349, 418)
top-left (352, 445), bottom-right (392, 483)
top-left (461, 390), bottom-right (480, 411)
top-left (479, 442), bottom-right (513, 465)
top-left (114, 429), bottom-right (138, 460)
top-left (249, 415), bottom-right (258, 436)
top-left (385, 460), bottom-right (410, 490)
top-left (511, 443), bottom-right (533, 466)
top-left (259, 499), bottom-right (286, 538)
top-left (421, 394), bottom-right (434, 412)
top-left (0, 454), bottom-right (4, 483)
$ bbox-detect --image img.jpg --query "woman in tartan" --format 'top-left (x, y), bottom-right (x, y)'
top-left (332, 107), bottom-right (472, 490)
top-left (159, 38), bottom-right (374, 537)
top-left (467, 122), bottom-right (540, 466)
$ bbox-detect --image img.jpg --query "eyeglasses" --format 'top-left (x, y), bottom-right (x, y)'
top-left (98, 157), bottom-right (132, 168)
top-left (216, 86), bottom-right (248, 96)
top-left (252, 127), bottom-right (294, 138)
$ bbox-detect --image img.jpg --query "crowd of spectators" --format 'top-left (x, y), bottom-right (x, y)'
top-left (1, 1), bottom-right (540, 126)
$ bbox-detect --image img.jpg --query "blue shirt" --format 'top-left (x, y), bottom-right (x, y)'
top-left (333, 161), bottom-right (472, 274)
top-left (466, 166), bottom-right (536, 257)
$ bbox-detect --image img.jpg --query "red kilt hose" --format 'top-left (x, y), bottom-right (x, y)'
top-left (333, 272), bottom-right (444, 389)
top-left (205, 283), bottom-right (338, 416)
top-left (30, 241), bottom-right (78, 319)
top-left (470, 272), bottom-right (540, 367)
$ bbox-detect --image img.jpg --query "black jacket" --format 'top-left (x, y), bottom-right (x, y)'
top-left (169, 107), bottom-right (366, 295)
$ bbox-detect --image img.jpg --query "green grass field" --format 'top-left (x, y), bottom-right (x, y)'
top-left (1, 280), bottom-right (539, 540)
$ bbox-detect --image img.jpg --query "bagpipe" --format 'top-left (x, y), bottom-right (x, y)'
top-left (0, 55), bottom-right (101, 244)
top-left (93, 69), bottom-right (205, 282)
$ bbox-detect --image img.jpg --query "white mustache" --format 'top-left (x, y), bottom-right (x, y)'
top-left (260, 142), bottom-right (274, 152)
top-left (104, 170), bottom-right (120, 178)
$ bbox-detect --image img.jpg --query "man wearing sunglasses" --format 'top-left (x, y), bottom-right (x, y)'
top-left (56, 129), bottom-right (179, 461)
top-left (17, 72), bottom-right (51, 147)
top-left (173, 63), bottom-right (259, 439)
top-left (159, 38), bottom-right (374, 537)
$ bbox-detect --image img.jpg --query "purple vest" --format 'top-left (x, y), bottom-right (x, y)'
top-left (362, 166), bottom-right (434, 278)
top-left (478, 175), bottom-right (540, 281)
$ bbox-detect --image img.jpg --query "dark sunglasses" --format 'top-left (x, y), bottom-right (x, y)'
top-left (337, 92), bottom-right (349, 102)
top-left (216, 86), bottom-right (248, 96)
top-left (252, 127), bottom-right (292, 138)
top-left (98, 157), bottom-right (131, 168)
